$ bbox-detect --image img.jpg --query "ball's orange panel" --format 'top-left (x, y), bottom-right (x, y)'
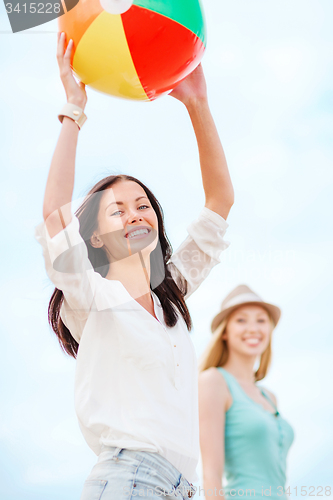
top-left (122, 6), bottom-right (205, 101)
top-left (73, 12), bottom-right (148, 100)
top-left (58, 0), bottom-right (104, 66)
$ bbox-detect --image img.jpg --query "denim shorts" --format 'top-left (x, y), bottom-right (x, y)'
top-left (79, 445), bottom-right (197, 500)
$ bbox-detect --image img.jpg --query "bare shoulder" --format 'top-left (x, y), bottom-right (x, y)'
top-left (198, 366), bottom-right (227, 387)
top-left (261, 386), bottom-right (278, 407)
top-left (198, 367), bottom-right (232, 411)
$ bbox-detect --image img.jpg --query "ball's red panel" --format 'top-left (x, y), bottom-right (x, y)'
top-left (121, 5), bottom-right (205, 101)
top-left (133, 0), bottom-right (207, 46)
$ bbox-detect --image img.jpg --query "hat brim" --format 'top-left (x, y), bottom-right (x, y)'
top-left (211, 301), bottom-right (281, 333)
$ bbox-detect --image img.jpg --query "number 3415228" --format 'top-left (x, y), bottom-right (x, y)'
top-left (5, 3), bottom-right (61, 14)
top-left (277, 486), bottom-right (331, 496)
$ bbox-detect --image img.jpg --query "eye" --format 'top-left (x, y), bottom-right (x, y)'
top-left (236, 318), bottom-right (245, 322)
top-left (138, 205), bottom-right (149, 210)
top-left (258, 318), bottom-right (267, 323)
top-left (110, 210), bottom-right (122, 216)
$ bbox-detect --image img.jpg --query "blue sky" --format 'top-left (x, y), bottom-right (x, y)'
top-left (0, 0), bottom-right (332, 498)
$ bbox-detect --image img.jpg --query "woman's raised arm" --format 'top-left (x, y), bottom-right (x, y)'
top-left (170, 64), bottom-right (234, 220)
top-left (43, 32), bottom-right (87, 238)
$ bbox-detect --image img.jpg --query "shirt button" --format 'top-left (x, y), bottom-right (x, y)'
top-left (177, 363), bottom-right (179, 366)
top-left (174, 345), bottom-right (176, 347)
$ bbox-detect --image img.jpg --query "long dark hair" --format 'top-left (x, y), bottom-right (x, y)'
top-left (48, 174), bottom-right (192, 359)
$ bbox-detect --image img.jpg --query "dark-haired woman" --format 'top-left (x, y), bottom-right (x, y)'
top-left (34, 32), bottom-right (234, 499)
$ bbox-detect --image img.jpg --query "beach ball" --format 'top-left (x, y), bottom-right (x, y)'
top-left (58, 0), bottom-right (206, 101)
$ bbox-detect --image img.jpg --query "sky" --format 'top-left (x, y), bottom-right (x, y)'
top-left (0, 0), bottom-right (332, 499)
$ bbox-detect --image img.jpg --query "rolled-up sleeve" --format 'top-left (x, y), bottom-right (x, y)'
top-left (169, 207), bottom-right (230, 300)
top-left (34, 215), bottom-right (97, 325)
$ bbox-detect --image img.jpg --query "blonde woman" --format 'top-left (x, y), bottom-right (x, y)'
top-left (198, 285), bottom-right (294, 500)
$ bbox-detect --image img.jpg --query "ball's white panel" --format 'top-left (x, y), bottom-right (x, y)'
top-left (99, 0), bottom-right (133, 14)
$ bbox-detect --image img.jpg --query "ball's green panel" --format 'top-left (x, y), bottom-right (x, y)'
top-left (132, 0), bottom-right (206, 46)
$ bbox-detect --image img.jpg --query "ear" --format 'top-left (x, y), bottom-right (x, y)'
top-left (90, 232), bottom-right (104, 249)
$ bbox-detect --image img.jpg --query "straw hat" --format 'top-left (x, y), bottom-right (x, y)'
top-left (211, 284), bottom-right (281, 332)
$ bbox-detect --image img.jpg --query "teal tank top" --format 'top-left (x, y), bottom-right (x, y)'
top-left (217, 367), bottom-right (294, 500)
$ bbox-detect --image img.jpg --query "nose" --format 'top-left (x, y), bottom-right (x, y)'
top-left (127, 208), bottom-right (143, 224)
top-left (248, 322), bottom-right (258, 333)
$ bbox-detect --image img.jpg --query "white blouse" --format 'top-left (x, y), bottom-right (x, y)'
top-left (34, 206), bottom-right (230, 484)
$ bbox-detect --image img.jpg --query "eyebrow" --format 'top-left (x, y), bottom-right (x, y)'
top-left (105, 196), bottom-right (148, 212)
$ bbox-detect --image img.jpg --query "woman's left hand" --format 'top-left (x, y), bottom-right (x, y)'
top-left (169, 63), bottom-right (207, 107)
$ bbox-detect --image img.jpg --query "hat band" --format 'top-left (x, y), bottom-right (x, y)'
top-left (222, 293), bottom-right (263, 310)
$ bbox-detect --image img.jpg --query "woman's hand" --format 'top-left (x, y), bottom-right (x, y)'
top-left (169, 63), bottom-right (207, 107)
top-left (56, 32), bottom-right (87, 109)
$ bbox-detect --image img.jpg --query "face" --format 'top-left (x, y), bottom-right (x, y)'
top-left (90, 180), bottom-right (159, 263)
top-left (222, 305), bottom-right (272, 357)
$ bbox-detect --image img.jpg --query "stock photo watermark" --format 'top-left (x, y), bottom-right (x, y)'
top-left (3, 0), bottom-right (79, 33)
top-left (122, 485), bottom-right (332, 497)
top-left (42, 192), bottom-right (166, 313)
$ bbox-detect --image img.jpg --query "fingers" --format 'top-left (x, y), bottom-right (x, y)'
top-left (56, 32), bottom-right (73, 68)
top-left (56, 31), bottom-right (65, 60)
top-left (56, 31), bottom-right (87, 105)
top-left (64, 39), bottom-right (73, 61)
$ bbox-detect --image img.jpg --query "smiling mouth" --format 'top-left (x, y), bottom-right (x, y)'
top-left (125, 228), bottom-right (151, 240)
top-left (243, 338), bottom-right (261, 346)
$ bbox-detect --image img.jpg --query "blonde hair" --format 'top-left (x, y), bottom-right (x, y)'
top-left (198, 308), bottom-right (276, 381)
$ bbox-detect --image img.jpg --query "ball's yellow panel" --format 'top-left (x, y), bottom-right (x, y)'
top-left (73, 12), bottom-right (148, 100)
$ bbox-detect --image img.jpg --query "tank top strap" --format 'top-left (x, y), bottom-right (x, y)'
top-left (259, 387), bottom-right (279, 413)
top-left (216, 366), bottom-right (246, 400)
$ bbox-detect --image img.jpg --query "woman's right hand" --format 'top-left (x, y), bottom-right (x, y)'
top-left (56, 32), bottom-right (87, 110)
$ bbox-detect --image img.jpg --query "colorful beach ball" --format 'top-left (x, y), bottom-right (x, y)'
top-left (58, 0), bottom-right (207, 101)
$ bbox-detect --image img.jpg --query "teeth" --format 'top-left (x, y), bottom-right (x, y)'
top-left (128, 229), bottom-right (149, 239)
top-left (244, 338), bottom-right (260, 345)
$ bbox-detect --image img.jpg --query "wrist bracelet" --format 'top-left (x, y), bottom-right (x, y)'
top-left (58, 102), bottom-right (87, 130)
